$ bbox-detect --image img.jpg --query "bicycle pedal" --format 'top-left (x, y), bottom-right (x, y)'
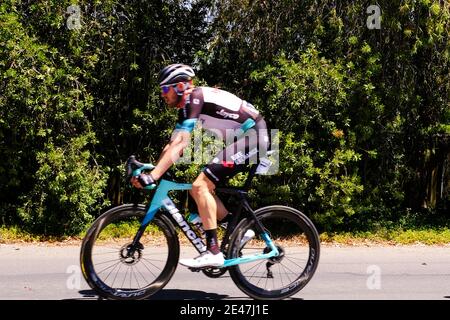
top-left (188, 265), bottom-right (218, 272)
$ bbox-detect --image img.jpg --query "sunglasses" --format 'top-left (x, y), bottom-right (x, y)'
top-left (161, 84), bottom-right (176, 94)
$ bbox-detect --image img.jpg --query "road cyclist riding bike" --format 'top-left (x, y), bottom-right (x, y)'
top-left (80, 64), bottom-right (320, 299)
top-left (131, 64), bottom-right (271, 268)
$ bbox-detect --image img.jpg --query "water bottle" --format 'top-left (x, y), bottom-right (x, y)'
top-left (240, 229), bottom-right (255, 248)
top-left (187, 212), bottom-right (205, 237)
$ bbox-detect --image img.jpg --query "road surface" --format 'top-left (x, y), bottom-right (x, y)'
top-left (0, 243), bottom-right (449, 300)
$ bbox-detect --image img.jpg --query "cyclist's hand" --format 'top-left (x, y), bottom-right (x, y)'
top-left (131, 173), bottom-right (156, 189)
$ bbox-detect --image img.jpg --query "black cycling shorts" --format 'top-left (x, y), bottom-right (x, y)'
top-left (203, 119), bottom-right (270, 185)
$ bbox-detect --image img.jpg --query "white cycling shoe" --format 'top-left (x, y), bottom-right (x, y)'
top-left (179, 250), bottom-right (225, 268)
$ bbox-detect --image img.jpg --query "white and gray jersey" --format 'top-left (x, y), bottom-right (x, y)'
top-left (175, 87), bottom-right (264, 140)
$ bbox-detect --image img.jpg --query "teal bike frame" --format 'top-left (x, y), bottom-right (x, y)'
top-left (131, 164), bottom-right (279, 268)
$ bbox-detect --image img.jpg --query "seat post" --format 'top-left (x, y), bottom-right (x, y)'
top-left (243, 164), bottom-right (258, 191)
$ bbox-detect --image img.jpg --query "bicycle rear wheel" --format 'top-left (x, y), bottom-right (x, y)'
top-left (80, 204), bottom-right (179, 300)
top-left (228, 205), bottom-right (320, 300)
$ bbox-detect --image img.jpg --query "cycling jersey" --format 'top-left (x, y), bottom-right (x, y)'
top-left (175, 87), bottom-right (263, 140)
top-left (174, 86), bottom-right (269, 185)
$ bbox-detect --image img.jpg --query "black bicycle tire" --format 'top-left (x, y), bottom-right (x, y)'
top-left (228, 205), bottom-right (320, 300)
top-left (80, 204), bottom-right (180, 300)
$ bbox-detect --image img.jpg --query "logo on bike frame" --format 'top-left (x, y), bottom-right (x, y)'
top-left (162, 198), bottom-right (207, 253)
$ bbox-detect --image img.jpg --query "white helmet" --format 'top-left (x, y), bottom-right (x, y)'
top-left (158, 64), bottom-right (195, 86)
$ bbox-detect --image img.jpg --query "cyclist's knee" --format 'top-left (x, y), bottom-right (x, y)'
top-left (191, 174), bottom-right (215, 198)
top-left (191, 184), bottom-right (208, 199)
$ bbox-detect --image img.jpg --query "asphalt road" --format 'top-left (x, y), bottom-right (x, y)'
top-left (0, 243), bottom-right (449, 300)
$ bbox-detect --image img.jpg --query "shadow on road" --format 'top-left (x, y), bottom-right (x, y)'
top-left (152, 289), bottom-right (229, 300)
top-left (75, 289), bottom-right (303, 300)
top-left (75, 289), bottom-right (230, 300)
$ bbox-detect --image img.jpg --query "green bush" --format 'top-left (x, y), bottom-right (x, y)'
top-left (17, 134), bottom-right (109, 235)
top-left (0, 3), bottom-right (108, 235)
top-left (251, 50), bottom-right (363, 230)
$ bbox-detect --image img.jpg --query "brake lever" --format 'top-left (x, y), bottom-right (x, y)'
top-left (125, 155), bottom-right (156, 190)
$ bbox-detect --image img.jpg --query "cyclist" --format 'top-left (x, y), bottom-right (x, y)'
top-left (131, 63), bottom-right (269, 268)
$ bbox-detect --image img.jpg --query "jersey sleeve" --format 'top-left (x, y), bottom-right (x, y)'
top-left (175, 118), bottom-right (198, 132)
top-left (174, 88), bottom-right (204, 133)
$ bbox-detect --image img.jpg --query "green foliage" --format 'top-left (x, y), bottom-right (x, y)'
top-left (1, 0), bottom-right (214, 235)
top-left (250, 53), bottom-right (363, 229)
top-left (18, 134), bottom-right (109, 234)
top-left (321, 227), bottom-right (450, 245)
top-left (1, 0), bottom-right (449, 236)
top-left (208, 0), bottom-right (450, 230)
top-left (0, 1), bottom-right (108, 234)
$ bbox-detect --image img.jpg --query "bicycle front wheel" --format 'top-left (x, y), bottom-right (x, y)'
top-left (80, 204), bottom-right (179, 300)
top-left (228, 205), bottom-right (320, 300)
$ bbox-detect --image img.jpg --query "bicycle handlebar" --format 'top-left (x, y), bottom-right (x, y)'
top-left (125, 149), bottom-right (277, 191)
top-left (126, 155), bottom-right (156, 190)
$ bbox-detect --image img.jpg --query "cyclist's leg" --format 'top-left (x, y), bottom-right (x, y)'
top-left (180, 144), bottom-right (247, 268)
top-left (180, 173), bottom-right (225, 267)
top-left (214, 194), bottom-right (230, 221)
top-left (187, 188), bottom-right (229, 222)
top-left (180, 125), bottom-right (267, 268)
top-left (191, 173), bottom-right (218, 230)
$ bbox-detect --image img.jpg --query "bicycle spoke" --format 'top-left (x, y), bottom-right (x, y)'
top-left (143, 258), bottom-right (167, 262)
top-left (92, 250), bottom-right (121, 255)
top-left (129, 266), bottom-right (133, 289)
top-left (230, 207), bottom-right (321, 299)
top-left (284, 255), bottom-right (308, 269)
top-left (111, 263), bottom-right (122, 288)
top-left (246, 260), bottom-right (265, 282)
top-left (255, 262), bottom-right (267, 287)
top-left (94, 245), bottom-right (123, 252)
top-left (121, 266), bottom-right (129, 289)
top-left (279, 263), bottom-right (293, 283)
top-left (239, 259), bottom-right (264, 274)
top-left (81, 206), bottom-right (179, 299)
top-left (277, 263), bottom-right (284, 287)
top-left (139, 258), bottom-right (158, 278)
top-left (103, 261), bottom-right (121, 283)
top-left (264, 269), bottom-right (269, 290)
top-left (133, 265), bottom-right (147, 287)
top-left (142, 257), bottom-right (164, 271)
top-left (94, 258), bottom-right (121, 266)
top-left (96, 260), bottom-right (121, 275)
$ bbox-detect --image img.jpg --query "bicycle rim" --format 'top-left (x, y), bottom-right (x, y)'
top-left (228, 206), bottom-right (320, 300)
top-left (80, 205), bottom-right (179, 300)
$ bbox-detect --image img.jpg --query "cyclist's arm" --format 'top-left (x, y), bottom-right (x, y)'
top-left (151, 88), bottom-right (203, 180)
top-left (151, 130), bottom-right (191, 180)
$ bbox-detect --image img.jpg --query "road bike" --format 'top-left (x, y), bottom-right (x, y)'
top-left (80, 155), bottom-right (320, 300)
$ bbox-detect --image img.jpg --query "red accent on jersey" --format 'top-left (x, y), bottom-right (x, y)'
top-left (222, 161), bottom-right (235, 168)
